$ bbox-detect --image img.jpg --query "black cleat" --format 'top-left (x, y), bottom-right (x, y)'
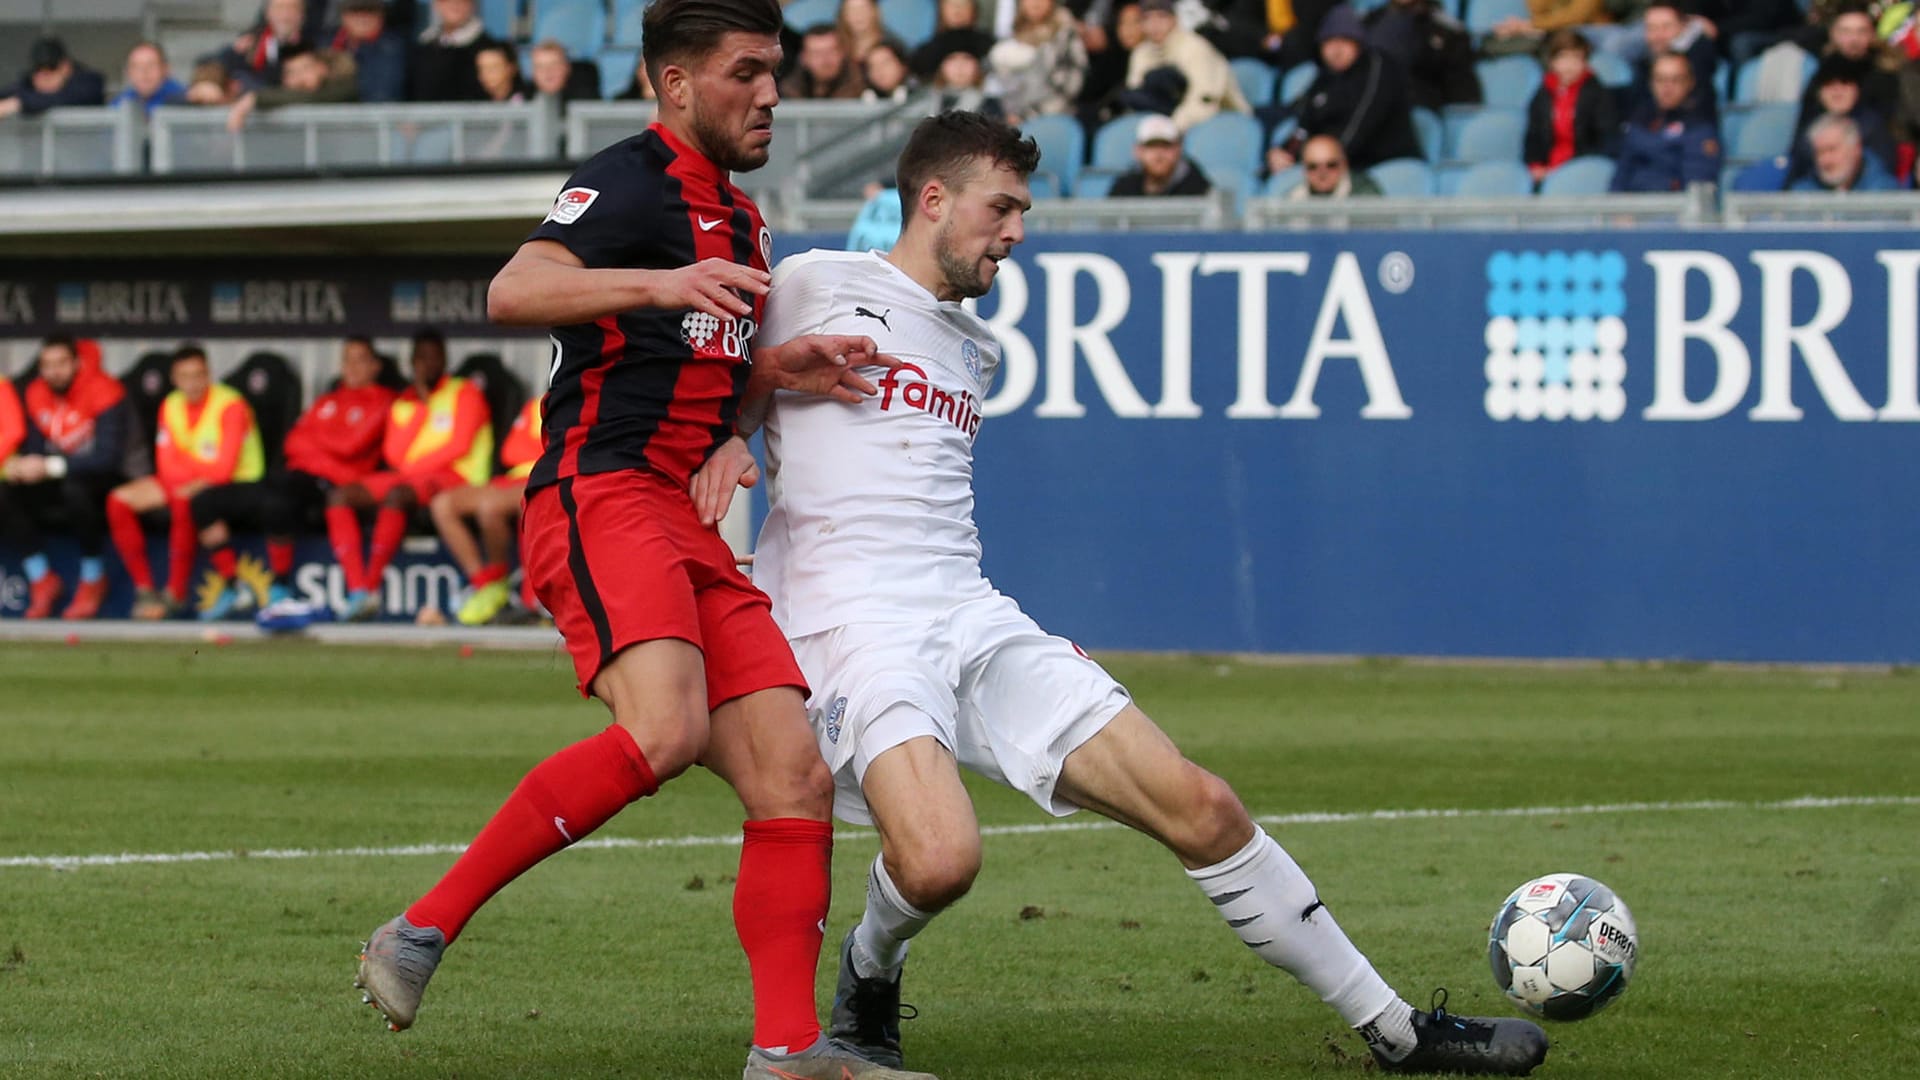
top-left (827, 927), bottom-right (917, 1069)
top-left (1374, 990), bottom-right (1550, 1075)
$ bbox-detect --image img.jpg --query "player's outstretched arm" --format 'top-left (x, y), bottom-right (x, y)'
top-left (690, 434), bottom-right (758, 528)
top-left (488, 241), bottom-right (770, 327)
top-left (746, 334), bottom-right (896, 406)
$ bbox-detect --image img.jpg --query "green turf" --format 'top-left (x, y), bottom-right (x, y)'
top-left (0, 643), bottom-right (1915, 1078)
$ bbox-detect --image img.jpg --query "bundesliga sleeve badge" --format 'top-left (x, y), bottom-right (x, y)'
top-left (545, 187), bottom-right (600, 225)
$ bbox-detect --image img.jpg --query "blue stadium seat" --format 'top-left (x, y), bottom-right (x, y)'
top-left (1280, 62), bottom-right (1317, 106)
top-left (880, 0), bottom-right (938, 48)
top-left (1728, 156), bottom-right (1790, 192)
top-left (1411, 106), bottom-right (1442, 162)
top-left (1230, 57), bottom-right (1278, 109)
top-left (1589, 52), bottom-right (1632, 88)
top-left (1463, 0), bottom-right (1530, 36)
top-left (784, 0), bottom-right (839, 32)
top-left (1438, 160), bottom-right (1533, 197)
top-left (1075, 170), bottom-right (1117, 198)
top-left (1734, 47), bottom-right (1819, 106)
top-left (1265, 165), bottom-right (1303, 196)
top-left (1367, 157), bottom-right (1435, 197)
top-left (1091, 113), bottom-right (1147, 171)
top-left (610, 0), bottom-right (644, 47)
top-left (419, 0), bottom-right (518, 40)
top-left (1020, 113), bottom-right (1085, 195)
top-left (598, 46), bottom-right (638, 99)
top-left (1445, 106), bottom-right (1526, 164)
top-left (1028, 172), bottom-right (1063, 200)
top-left (532, 0), bottom-right (606, 58)
top-left (1476, 56), bottom-right (1542, 109)
top-left (1538, 155), bottom-right (1615, 195)
top-left (1182, 112), bottom-right (1265, 180)
top-left (1728, 103), bottom-right (1795, 162)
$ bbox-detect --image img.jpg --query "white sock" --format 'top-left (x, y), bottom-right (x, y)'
top-left (1187, 826), bottom-right (1416, 1057)
top-left (851, 853), bottom-right (932, 979)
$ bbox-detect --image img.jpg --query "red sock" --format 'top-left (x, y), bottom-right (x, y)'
top-left (406, 724), bottom-right (658, 942)
top-left (165, 498), bottom-right (196, 600)
top-left (735, 818), bottom-right (833, 1053)
top-left (471, 562), bottom-right (507, 589)
top-left (324, 506), bottom-right (365, 592)
top-left (210, 547), bottom-right (237, 581)
top-left (365, 506), bottom-right (408, 586)
top-left (106, 496), bottom-right (153, 590)
top-left (267, 539), bottom-right (295, 580)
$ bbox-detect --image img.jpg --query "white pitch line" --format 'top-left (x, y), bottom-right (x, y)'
top-left (4, 794), bottom-right (1916, 872)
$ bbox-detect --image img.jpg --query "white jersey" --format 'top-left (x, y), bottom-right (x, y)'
top-left (754, 249), bottom-right (1001, 637)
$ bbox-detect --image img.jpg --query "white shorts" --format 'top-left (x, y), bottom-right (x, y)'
top-left (789, 592), bottom-right (1132, 825)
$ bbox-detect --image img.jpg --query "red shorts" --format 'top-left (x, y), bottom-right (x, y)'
top-left (359, 468), bottom-right (468, 503)
top-left (521, 468), bottom-right (805, 709)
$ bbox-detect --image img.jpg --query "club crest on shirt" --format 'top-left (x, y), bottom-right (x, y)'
top-left (544, 186), bottom-right (599, 225)
top-left (757, 225), bottom-right (774, 269)
top-left (681, 310), bottom-right (759, 360)
top-left (960, 338), bottom-right (982, 383)
top-left (824, 696), bottom-right (847, 744)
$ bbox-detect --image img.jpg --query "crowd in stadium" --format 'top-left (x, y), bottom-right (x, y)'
top-left (0, 332), bottom-right (544, 627)
top-left (4, 0), bottom-right (1918, 196)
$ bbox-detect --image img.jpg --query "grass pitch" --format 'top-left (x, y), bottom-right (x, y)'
top-left (0, 642), bottom-right (1915, 1079)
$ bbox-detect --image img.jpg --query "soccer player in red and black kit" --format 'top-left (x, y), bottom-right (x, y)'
top-left (353, 3), bottom-right (926, 1078)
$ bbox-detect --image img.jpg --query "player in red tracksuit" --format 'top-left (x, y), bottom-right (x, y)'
top-left (190, 336), bottom-right (397, 619)
top-left (428, 395), bottom-right (541, 626)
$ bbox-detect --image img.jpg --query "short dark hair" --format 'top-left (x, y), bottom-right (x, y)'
top-left (39, 333), bottom-right (77, 356)
top-left (474, 40), bottom-right (516, 67)
top-left (411, 327), bottom-right (446, 350)
top-left (1541, 28), bottom-right (1590, 61)
top-left (343, 334), bottom-right (375, 351)
top-left (802, 21), bottom-right (838, 39)
top-left (171, 343), bottom-right (208, 366)
top-left (642, 0), bottom-right (783, 89)
top-left (895, 110), bottom-right (1041, 216)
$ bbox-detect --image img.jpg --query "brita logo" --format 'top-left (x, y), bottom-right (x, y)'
top-left (1483, 250), bottom-right (1629, 423)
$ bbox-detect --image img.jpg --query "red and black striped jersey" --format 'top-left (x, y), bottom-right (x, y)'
top-left (524, 122), bottom-right (772, 493)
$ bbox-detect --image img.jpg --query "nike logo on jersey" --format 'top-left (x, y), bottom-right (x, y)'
top-left (553, 816), bottom-right (574, 842)
top-left (853, 306), bottom-right (891, 330)
top-left (697, 216), bottom-right (723, 231)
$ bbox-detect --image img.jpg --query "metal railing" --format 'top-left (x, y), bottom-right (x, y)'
top-left (148, 101), bottom-right (559, 174)
top-left (0, 106), bottom-right (141, 178)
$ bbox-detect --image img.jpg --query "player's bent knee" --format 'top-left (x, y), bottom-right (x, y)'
top-left (735, 750), bottom-right (834, 822)
top-left (890, 834), bottom-right (982, 912)
top-left (1177, 768), bottom-right (1256, 864)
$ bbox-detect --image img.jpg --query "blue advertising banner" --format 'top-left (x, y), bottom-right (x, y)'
top-left (772, 229), bottom-right (1918, 664)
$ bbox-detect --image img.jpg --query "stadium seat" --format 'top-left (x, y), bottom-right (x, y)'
top-left (1538, 155), bottom-right (1615, 195)
top-left (610, 0), bottom-right (644, 47)
top-left (879, 0), bottom-right (938, 48)
top-left (1463, 0), bottom-right (1530, 36)
top-left (454, 353), bottom-right (529, 472)
top-left (1182, 112), bottom-right (1265, 182)
top-left (783, 0), bottom-right (838, 32)
top-left (1230, 57), bottom-right (1279, 109)
top-left (1028, 172), bottom-right (1063, 199)
top-left (1280, 62), bottom-right (1316, 106)
top-left (1091, 113), bottom-right (1148, 171)
top-left (225, 352), bottom-right (304, 472)
top-left (1728, 156), bottom-right (1790, 192)
top-left (408, 125), bottom-right (456, 165)
top-left (1589, 52), bottom-right (1632, 88)
top-left (1410, 106), bottom-right (1442, 162)
top-left (1264, 165), bottom-right (1303, 196)
top-left (1366, 157), bottom-right (1435, 197)
top-left (1476, 56), bottom-right (1542, 109)
top-left (1714, 61), bottom-right (1732, 105)
top-left (1438, 160), bottom-right (1533, 197)
top-left (598, 46), bottom-right (638, 99)
top-left (1074, 170), bottom-right (1117, 198)
top-left (1735, 47), bottom-right (1818, 106)
top-left (1445, 107), bottom-right (1526, 164)
top-left (1021, 113), bottom-right (1084, 195)
top-left (482, 0), bottom-right (518, 40)
top-left (532, 0), bottom-right (607, 58)
top-left (1728, 103), bottom-right (1795, 163)
top-left (118, 350), bottom-right (173, 452)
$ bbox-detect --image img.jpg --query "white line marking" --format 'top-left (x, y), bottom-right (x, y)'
top-left (5, 795), bottom-right (1915, 872)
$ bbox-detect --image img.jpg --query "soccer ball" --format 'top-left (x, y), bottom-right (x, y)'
top-left (1487, 873), bottom-right (1638, 1021)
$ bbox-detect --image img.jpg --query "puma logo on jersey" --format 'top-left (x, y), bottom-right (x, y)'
top-left (853, 306), bottom-right (891, 330)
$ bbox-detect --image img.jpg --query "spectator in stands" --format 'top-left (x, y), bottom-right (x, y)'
top-left (326, 329), bottom-right (491, 622)
top-left (931, 46), bottom-right (998, 113)
top-left (529, 40), bottom-right (599, 107)
top-left (1266, 6), bottom-right (1420, 172)
top-left (1611, 51), bottom-right (1721, 191)
top-left (410, 0), bottom-right (490, 102)
top-left (1287, 132), bottom-right (1381, 198)
top-left (838, 0), bottom-right (892, 69)
top-left (474, 41), bottom-right (529, 103)
top-left (112, 42), bottom-right (187, 114)
top-left (615, 54), bottom-right (656, 101)
top-left (1189, 0), bottom-right (1290, 62)
top-left (226, 45), bottom-right (359, 130)
top-left (1627, 3), bottom-right (1719, 117)
top-left (185, 60), bottom-right (238, 105)
top-left (1804, 6), bottom-right (1899, 120)
top-left (430, 396), bottom-right (540, 626)
top-left (1110, 112), bottom-right (1214, 194)
top-left (0, 336), bottom-right (129, 620)
top-left (0, 37), bottom-right (107, 119)
top-left (913, 0), bottom-right (997, 80)
top-left (1792, 112), bottom-right (1901, 189)
top-left (1687, 0), bottom-right (1802, 66)
top-left (219, 0), bottom-right (312, 93)
top-left (330, 0), bottom-right (407, 104)
top-left (1080, 0), bottom-right (1141, 110)
top-left (1525, 29), bottom-right (1620, 183)
top-left (1363, 0), bottom-right (1481, 112)
top-left (108, 344), bottom-right (265, 620)
top-left (1788, 63), bottom-right (1896, 184)
top-left (1486, 1), bottom-right (1611, 55)
top-left (988, 0), bottom-right (1091, 123)
top-left (1125, 0), bottom-right (1249, 129)
top-left (783, 24), bottom-right (868, 99)
top-left (862, 39), bottom-right (917, 103)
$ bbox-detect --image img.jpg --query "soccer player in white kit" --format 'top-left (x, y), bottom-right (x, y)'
top-left (691, 111), bottom-right (1549, 1077)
